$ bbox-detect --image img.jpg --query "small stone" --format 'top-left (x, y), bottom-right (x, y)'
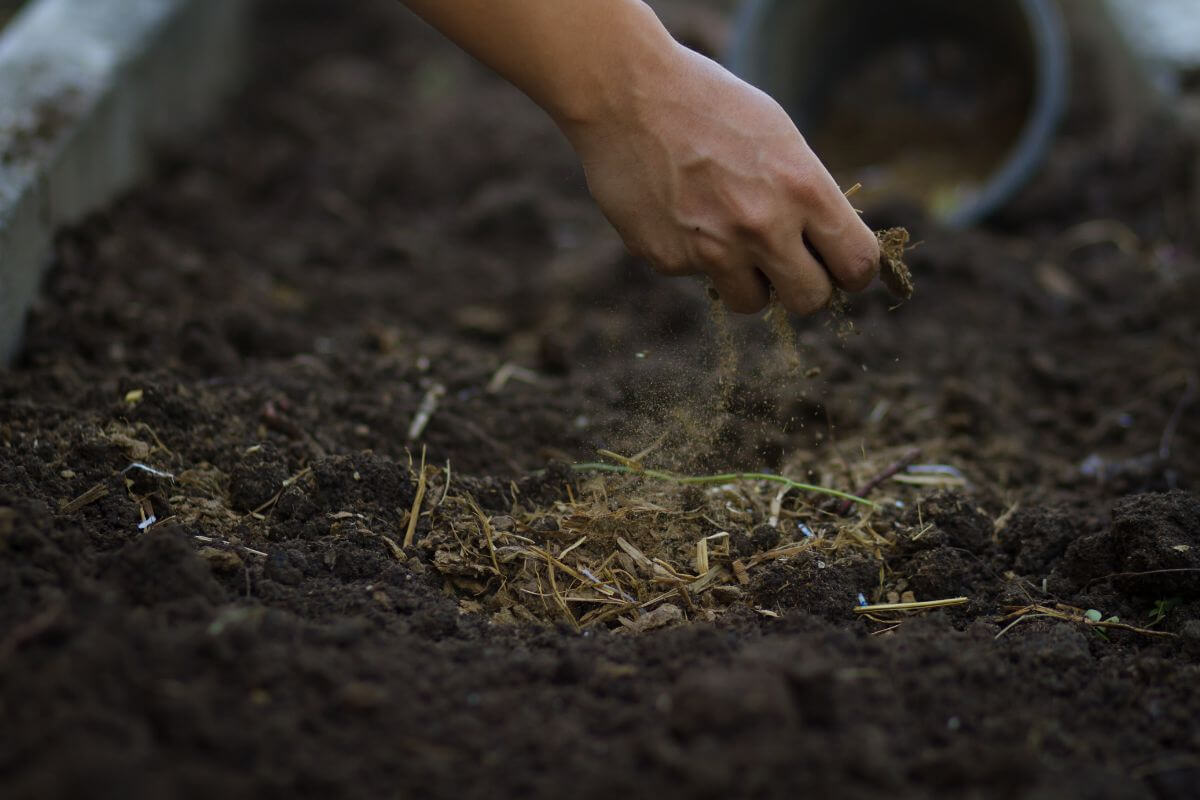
top-left (711, 585), bottom-right (744, 604)
top-left (372, 590), bottom-right (395, 610)
top-left (338, 681), bottom-right (389, 709)
top-left (622, 603), bottom-right (683, 634)
top-left (531, 516), bottom-right (560, 533)
top-left (197, 546), bottom-right (244, 574)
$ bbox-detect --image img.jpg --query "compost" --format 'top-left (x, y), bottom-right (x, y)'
top-left (2, 2), bottom-right (1199, 798)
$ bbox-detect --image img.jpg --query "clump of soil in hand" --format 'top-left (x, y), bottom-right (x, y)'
top-left (877, 227), bottom-right (914, 300)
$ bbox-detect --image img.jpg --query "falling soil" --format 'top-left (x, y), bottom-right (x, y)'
top-left (2, 1), bottom-right (1200, 798)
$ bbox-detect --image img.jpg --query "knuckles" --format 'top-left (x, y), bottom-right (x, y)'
top-left (726, 293), bottom-right (770, 314)
top-left (651, 252), bottom-right (694, 277)
top-left (691, 234), bottom-right (732, 270)
top-left (834, 239), bottom-right (881, 292)
top-left (732, 200), bottom-right (776, 239)
top-left (781, 169), bottom-right (821, 208)
top-left (780, 281), bottom-right (833, 316)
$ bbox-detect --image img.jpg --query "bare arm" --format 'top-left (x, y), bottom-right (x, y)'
top-left (401, 0), bottom-right (880, 314)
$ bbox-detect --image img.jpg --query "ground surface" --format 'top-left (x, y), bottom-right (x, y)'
top-left (0, 0), bottom-right (25, 27)
top-left (2, 2), bottom-right (1200, 798)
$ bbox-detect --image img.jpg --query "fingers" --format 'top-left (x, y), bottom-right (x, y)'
top-left (709, 265), bottom-right (772, 314)
top-left (757, 230), bottom-right (835, 315)
top-left (800, 171), bottom-right (881, 292)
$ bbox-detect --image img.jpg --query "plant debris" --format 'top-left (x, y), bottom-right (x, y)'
top-left (877, 227), bottom-right (915, 300)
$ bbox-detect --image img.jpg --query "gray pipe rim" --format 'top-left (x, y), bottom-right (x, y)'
top-left (726, 0), bottom-right (1070, 228)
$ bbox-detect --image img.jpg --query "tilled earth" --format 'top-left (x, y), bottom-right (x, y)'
top-left (2, 2), bottom-right (1199, 798)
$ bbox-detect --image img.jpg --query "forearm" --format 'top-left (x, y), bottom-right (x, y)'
top-left (400, 0), bottom-right (882, 314)
top-left (400, 0), bottom-right (675, 131)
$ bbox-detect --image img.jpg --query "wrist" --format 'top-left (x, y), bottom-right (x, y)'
top-left (546, 2), bottom-right (680, 142)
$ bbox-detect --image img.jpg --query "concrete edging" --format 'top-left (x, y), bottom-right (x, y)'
top-left (0, 0), bottom-right (249, 364)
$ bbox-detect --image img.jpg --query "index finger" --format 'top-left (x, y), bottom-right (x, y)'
top-left (801, 169), bottom-right (881, 293)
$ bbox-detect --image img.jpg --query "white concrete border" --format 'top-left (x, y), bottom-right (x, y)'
top-left (0, 0), bottom-right (249, 363)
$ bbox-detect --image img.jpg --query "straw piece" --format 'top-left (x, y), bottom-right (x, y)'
top-left (616, 537), bottom-right (656, 574)
top-left (854, 597), bottom-right (968, 614)
top-left (403, 446), bottom-right (428, 548)
top-left (469, 499), bottom-right (502, 577)
top-left (61, 482), bottom-right (109, 514)
top-left (695, 538), bottom-right (710, 575)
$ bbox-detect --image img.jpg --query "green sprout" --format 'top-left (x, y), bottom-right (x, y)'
top-left (1147, 598), bottom-right (1181, 629)
top-left (1085, 608), bottom-right (1121, 641)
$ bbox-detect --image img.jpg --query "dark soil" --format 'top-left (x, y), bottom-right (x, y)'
top-left (3, 2), bottom-right (1200, 798)
top-left (0, 0), bottom-right (26, 27)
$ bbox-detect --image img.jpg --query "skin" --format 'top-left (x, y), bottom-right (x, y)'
top-left (401, 0), bottom-right (880, 314)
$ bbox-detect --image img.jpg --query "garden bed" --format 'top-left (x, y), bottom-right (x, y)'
top-left (1, 1), bottom-right (1198, 798)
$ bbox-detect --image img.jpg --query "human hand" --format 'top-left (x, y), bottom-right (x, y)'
top-left (563, 43), bottom-right (880, 314)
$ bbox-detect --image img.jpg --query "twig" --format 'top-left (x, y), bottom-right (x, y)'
top-left (853, 596), bottom-right (968, 614)
top-left (695, 537), bottom-right (710, 575)
top-left (767, 487), bottom-right (788, 528)
top-left (407, 383), bottom-right (446, 441)
top-left (616, 536), bottom-right (656, 574)
top-left (250, 467), bottom-right (313, 516)
top-left (579, 566), bottom-right (637, 604)
top-left (122, 462), bottom-right (176, 480)
top-left (192, 534), bottom-right (269, 559)
top-left (594, 449), bottom-right (645, 471)
top-left (403, 446), bottom-right (429, 548)
top-left (437, 460), bottom-right (453, 507)
top-left (836, 447), bottom-right (922, 515)
top-left (521, 546), bottom-right (593, 588)
top-left (559, 536), bottom-right (587, 560)
top-left (546, 560), bottom-right (578, 630)
top-left (1083, 567), bottom-right (1200, 591)
top-left (999, 604), bottom-right (1176, 639)
top-left (486, 362), bottom-right (540, 394)
top-left (629, 433), bottom-right (670, 465)
top-left (470, 499), bottom-right (502, 577)
top-left (380, 534), bottom-right (407, 561)
top-left (60, 482), bottom-right (110, 514)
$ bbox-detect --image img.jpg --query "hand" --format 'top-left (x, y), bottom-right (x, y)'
top-left (563, 43), bottom-right (880, 314)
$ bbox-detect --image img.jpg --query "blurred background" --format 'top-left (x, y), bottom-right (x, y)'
top-left (0, 0), bottom-right (26, 26)
top-left (653, 0), bottom-right (1200, 229)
